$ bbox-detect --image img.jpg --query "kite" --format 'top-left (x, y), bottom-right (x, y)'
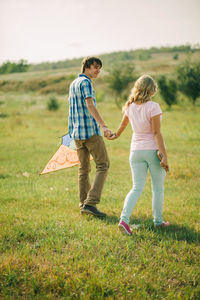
top-left (40, 134), bottom-right (79, 175)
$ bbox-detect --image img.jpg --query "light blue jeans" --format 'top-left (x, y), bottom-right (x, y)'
top-left (120, 150), bottom-right (166, 226)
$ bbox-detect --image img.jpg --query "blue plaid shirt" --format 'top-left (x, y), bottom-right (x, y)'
top-left (68, 74), bottom-right (102, 140)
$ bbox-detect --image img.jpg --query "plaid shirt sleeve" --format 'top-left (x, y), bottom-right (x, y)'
top-left (81, 79), bottom-right (93, 100)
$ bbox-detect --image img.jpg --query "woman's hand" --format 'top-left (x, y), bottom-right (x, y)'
top-left (160, 157), bottom-right (169, 172)
top-left (106, 133), bottom-right (118, 140)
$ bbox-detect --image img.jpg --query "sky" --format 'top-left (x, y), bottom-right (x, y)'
top-left (0, 0), bottom-right (200, 64)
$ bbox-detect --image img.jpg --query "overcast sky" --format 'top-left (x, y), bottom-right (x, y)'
top-left (0, 0), bottom-right (199, 64)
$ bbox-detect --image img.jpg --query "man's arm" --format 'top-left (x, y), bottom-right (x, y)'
top-left (85, 97), bottom-right (112, 137)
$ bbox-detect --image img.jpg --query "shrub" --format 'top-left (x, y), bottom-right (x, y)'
top-left (106, 64), bottom-right (136, 108)
top-left (47, 96), bottom-right (60, 111)
top-left (177, 60), bottom-right (200, 105)
top-left (173, 53), bottom-right (179, 60)
top-left (158, 76), bottom-right (177, 108)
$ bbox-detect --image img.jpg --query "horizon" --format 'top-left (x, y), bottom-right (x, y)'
top-left (0, 43), bottom-right (198, 66)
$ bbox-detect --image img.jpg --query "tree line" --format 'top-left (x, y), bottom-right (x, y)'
top-left (106, 60), bottom-right (200, 107)
top-left (0, 45), bottom-right (198, 73)
top-left (0, 59), bottom-right (29, 74)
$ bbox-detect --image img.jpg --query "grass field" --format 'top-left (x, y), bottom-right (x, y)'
top-left (0, 82), bottom-right (200, 299)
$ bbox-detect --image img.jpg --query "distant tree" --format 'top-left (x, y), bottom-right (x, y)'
top-left (177, 61), bottom-right (200, 105)
top-left (158, 76), bottom-right (177, 108)
top-left (173, 53), bottom-right (179, 60)
top-left (106, 64), bottom-right (136, 108)
top-left (0, 59), bottom-right (29, 74)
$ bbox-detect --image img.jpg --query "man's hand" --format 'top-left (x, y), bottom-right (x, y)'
top-left (102, 126), bottom-right (112, 138)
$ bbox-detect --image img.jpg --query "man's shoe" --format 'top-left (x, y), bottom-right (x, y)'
top-left (154, 221), bottom-right (170, 228)
top-left (79, 203), bottom-right (84, 210)
top-left (118, 221), bottom-right (133, 235)
top-left (81, 205), bottom-right (107, 217)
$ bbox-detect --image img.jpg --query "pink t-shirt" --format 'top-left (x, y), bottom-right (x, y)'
top-left (125, 101), bottom-right (162, 150)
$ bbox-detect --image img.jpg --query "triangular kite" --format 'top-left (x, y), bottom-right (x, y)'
top-left (40, 134), bottom-right (79, 175)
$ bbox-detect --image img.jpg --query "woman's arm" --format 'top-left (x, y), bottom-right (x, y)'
top-left (152, 114), bottom-right (169, 171)
top-left (116, 114), bottom-right (129, 136)
top-left (108, 114), bottom-right (129, 140)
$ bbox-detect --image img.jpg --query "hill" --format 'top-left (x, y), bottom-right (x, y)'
top-left (0, 45), bottom-right (200, 98)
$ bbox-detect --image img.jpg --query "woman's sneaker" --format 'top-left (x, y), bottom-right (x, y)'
top-left (118, 221), bottom-right (133, 235)
top-left (154, 221), bottom-right (170, 228)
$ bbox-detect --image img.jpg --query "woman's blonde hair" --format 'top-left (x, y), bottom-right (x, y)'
top-left (123, 75), bottom-right (157, 112)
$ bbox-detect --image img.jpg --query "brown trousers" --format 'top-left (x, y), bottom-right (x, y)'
top-left (75, 135), bottom-right (110, 207)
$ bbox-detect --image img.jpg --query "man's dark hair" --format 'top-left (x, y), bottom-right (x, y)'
top-left (81, 56), bottom-right (102, 73)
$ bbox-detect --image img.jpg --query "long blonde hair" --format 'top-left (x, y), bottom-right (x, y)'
top-left (123, 75), bottom-right (157, 112)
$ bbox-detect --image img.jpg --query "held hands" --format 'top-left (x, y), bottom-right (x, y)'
top-left (102, 126), bottom-right (113, 138)
top-left (101, 125), bottom-right (118, 140)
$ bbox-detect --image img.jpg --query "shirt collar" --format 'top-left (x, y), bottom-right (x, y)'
top-left (79, 73), bottom-right (91, 81)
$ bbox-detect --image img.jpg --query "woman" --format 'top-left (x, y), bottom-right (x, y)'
top-left (109, 75), bottom-right (169, 235)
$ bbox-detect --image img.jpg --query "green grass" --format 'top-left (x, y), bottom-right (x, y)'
top-left (0, 87), bottom-right (200, 299)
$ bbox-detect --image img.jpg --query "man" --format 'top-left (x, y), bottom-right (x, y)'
top-left (68, 56), bottom-right (112, 217)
